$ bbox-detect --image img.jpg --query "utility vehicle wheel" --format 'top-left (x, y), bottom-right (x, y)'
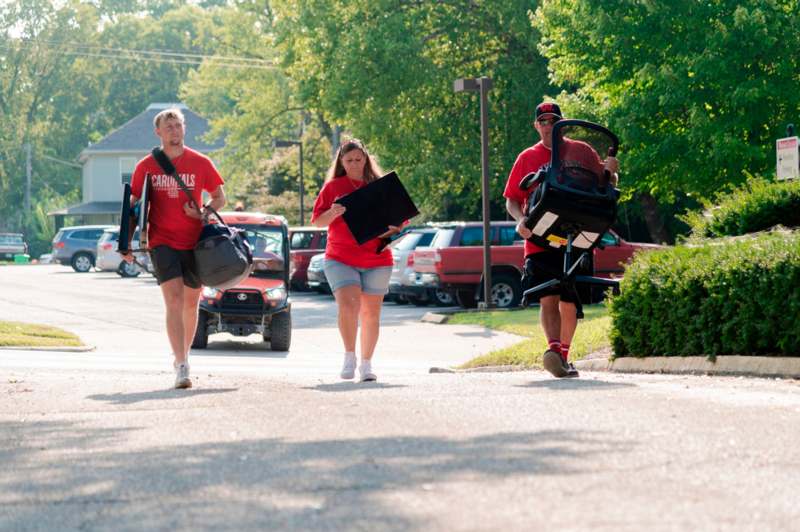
top-left (491, 274), bottom-right (522, 309)
top-left (117, 261), bottom-right (141, 278)
top-left (191, 309), bottom-right (209, 349)
top-left (71, 252), bottom-right (94, 273)
top-left (268, 311), bottom-right (291, 351)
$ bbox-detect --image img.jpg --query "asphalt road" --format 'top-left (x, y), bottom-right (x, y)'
top-left (1, 265), bottom-right (799, 531)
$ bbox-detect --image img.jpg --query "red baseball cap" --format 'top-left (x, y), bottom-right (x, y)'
top-left (535, 102), bottom-right (562, 119)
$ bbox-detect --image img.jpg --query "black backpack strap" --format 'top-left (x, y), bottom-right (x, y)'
top-left (150, 146), bottom-right (227, 228)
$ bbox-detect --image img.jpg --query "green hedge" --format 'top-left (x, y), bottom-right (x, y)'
top-left (682, 177), bottom-right (800, 238)
top-left (609, 230), bottom-right (800, 358)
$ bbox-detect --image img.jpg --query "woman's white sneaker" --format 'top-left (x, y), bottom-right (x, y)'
top-left (359, 360), bottom-right (377, 382)
top-left (174, 362), bottom-right (192, 389)
top-left (340, 353), bottom-right (357, 380)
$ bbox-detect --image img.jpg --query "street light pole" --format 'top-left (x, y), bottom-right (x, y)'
top-left (454, 76), bottom-right (494, 309)
top-left (25, 142), bottom-right (31, 214)
top-left (273, 139), bottom-right (304, 225)
top-left (298, 142), bottom-right (304, 225)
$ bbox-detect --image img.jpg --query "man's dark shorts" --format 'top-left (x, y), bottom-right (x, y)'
top-left (522, 250), bottom-right (583, 303)
top-left (149, 245), bottom-right (201, 288)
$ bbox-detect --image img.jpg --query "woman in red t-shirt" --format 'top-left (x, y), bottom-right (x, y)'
top-left (311, 139), bottom-right (401, 382)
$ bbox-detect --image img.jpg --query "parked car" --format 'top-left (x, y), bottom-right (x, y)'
top-left (413, 222), bottom-right (660, 309)
top-left (0, 233), bottom-right (27, 260)
top-left (306, 252), bottom-right (330, 294)
top-left (388, 227), bottom-right (454, 306)
top-left (593, 231), bottom-right (663, 278)
top-left (95, 228), bottom-right (151, 277)
top-left (51, 225), bottom-right (113, 272)
top-left (193, 211), bottom-right (292, 351)
top-left (288, 226), bottom-right (327, 290)
top-left (411, 221), bottom-right (524, 309)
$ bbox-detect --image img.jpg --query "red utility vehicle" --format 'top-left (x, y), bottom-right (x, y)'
top-left (193, 212), bottom-right (292, 351)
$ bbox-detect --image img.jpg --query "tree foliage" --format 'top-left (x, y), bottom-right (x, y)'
top-left (0, 0), bottom-right (217, 245)
top-left (272, 0), bottom-right (552, 221)
top-left (179, 3), bottom-right (334, 221)
top-left (535, 0), bottom-right (800, 202)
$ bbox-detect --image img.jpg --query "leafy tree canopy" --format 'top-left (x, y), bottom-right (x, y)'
top-left (535, 0), bottom-right (800, 202)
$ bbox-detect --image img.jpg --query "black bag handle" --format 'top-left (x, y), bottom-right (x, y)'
top-left (150, 147), bottom-right (230, 230)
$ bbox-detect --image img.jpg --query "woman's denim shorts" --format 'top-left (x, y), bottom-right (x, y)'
top-left (323, 259), bottom-right (392, 295)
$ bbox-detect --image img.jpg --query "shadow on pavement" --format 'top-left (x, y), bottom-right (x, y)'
top-left (191, 340), bottom-right (290, 358)
top-left (86, 387), bottom-right (238, 405)
top-left (303, 381), bottom-right (407, 392)
top-left (452, 329), bottom-right (495, 338)
top-left (517, 378), bottom-right (637, 391)
top-left (0, 422), bottom-right (630, 530)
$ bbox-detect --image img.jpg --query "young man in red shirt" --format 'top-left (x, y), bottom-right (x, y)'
top-left (504, 102), bottom-right (618, 378)
top-left (123, 108), bottom-right (226, 388)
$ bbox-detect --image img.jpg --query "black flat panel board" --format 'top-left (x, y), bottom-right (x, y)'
top-left (337, 172), bottom-right (419, 245)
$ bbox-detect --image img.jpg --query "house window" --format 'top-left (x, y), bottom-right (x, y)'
top-left (120, 157), bottom-right (136, 185)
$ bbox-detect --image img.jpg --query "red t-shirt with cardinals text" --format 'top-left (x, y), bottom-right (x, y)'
top-left (131, 147), bottom-right (224, 250)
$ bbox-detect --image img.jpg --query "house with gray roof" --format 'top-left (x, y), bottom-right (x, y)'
top-left (50, 103), bottom-right (224, 227)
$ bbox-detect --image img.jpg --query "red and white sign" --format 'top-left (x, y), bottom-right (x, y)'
top-left (776, 136), bottom-right (799, 180)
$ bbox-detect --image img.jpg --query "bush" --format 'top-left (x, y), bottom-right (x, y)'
top-left (682, 177), bottom-right (800, 238)
top-left (609, 230), bottom-right (800, 358)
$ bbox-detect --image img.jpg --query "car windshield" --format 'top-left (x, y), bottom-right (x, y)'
top-left (233, 224), bottom-right (285, 258)
top-left (430, 228), bottom-right (455, 248)
top-left (98, 231), bottom-right (117, 243)
top-left (392, 232), bottom-right (423, 251)
top-left (0, 234), bottom-right (23, 245)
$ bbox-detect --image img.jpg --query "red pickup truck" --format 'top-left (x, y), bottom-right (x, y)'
top-left (412, 222), bottom-right (660, 309)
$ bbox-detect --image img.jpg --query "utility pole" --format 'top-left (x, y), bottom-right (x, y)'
top-left (24, 142), bottom-right (31, 214)
top-left (454, 76), bottom-right (494, 309)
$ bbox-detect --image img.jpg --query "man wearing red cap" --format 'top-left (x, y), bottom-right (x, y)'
top-left (503, 101), bottom-right (619, 378)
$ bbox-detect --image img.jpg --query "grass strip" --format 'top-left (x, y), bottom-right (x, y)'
top-left (448, 304), bottom-right (611, 368)
top-left (0, 321), bottom-right (83, 347)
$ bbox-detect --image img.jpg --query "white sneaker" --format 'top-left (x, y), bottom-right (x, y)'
top-left (340, 353), bottom-right (356, 380)
top-left (174, 362), bottom-right (192, 389)
top-left (359, 360), bottom-right (377, 382)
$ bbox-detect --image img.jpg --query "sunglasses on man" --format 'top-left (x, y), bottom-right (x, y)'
top-left (536, 117), bottom-right (560, 126)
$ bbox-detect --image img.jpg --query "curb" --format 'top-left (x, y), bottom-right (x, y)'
top-left (0, 345), bottom-right (96, 353)
top-left (574, 355), bottom-right (800, 379)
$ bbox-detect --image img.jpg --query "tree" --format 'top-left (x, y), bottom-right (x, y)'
top-left (180, 3), bottom-right (334, 219)
top-left (535, 0), bottom-right (800, 242)
top-left (271, 0), bottom-right (553, 221)
top-left (0, 0), bottom-right (100, 232)
top-left (0, 0), bottom-right (220, 252)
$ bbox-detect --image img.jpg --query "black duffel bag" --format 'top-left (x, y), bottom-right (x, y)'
top-left (151, 147), bottom-right (253, 289)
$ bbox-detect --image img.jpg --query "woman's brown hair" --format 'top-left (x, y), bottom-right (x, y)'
top-left (325, 138), bottom-right (384, 183)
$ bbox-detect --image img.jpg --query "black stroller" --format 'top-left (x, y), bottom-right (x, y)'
top-left (519, 119), bottom-right (621, 318)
